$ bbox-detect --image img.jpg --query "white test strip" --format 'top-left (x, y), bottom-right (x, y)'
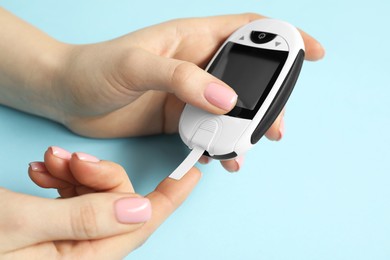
top-left (169, 146), bottom-right (205, 180)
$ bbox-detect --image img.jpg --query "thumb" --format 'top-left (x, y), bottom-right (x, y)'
top-left (0, 188), bottom-right (151, 252)
top-left (122, 49), bottom-right (238, 114)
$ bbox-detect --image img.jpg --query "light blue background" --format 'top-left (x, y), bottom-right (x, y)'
top-left (0, 1), bottom-right (389, 259)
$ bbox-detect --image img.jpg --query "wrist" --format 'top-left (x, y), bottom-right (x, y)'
top-left (0, 8), bottom-right (78, 122)
top-left (30, 40), bottom-right (75, 123)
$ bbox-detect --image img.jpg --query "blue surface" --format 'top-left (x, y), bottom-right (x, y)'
top-left (0, 1), bottom-right (389, 259)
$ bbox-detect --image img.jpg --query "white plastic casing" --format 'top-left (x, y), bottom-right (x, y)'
top-left (179, 19), bottom-right (305, 160)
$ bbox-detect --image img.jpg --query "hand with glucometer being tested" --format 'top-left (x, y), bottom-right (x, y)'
top-left (0, 7), bottom-right (325, 258)
top-left (0, 9), bottom-right (324, 173)
top-left (171, 19), bottom-right (306, 179)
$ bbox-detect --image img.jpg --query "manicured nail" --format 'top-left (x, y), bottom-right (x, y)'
top-left (50, 146), bottom-right (71, 160)
top-left (234, 156), bottom-right (244, 172)
top-left (115, 197), bottom-right (152, 224)
top-left (278, 117), bottom-right (285, 140)
top-left (204, 83), bottom-right (237, 111)
top-left (74, 152), bottom-right (100, 163)
top-left (29, 162), bottom-right (47, 172)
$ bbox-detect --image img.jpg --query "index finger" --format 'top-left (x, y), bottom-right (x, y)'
top-left (93, 168), bottom-right (202, 258)
top-left (141, 168), bottom-right (202, 237)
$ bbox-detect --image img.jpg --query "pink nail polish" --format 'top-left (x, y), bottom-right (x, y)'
top-left (74, 152), bottom-right (100, 163)
top-left (29, 162), bottom-right (47, 172)
top-left (279, 117), bottom-right (285, 140)
top-left (115, 197), bottom-right (152, 224)
top-left (204, 83), bottom-right (237, 111)
top-left (50, 146), bottom-right (72, 160)
top-left (234, 156), bottom-right (244, 172)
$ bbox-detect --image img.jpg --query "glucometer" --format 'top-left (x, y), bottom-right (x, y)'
top-left (169, 19), bottom-right (305, 180)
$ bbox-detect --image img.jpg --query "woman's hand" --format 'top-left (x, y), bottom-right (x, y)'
top-left (53, 14), bottom-right (324, 171)
top-left (0, 10), bottom-right (325, 172)
top-left (0, 146), bottom-right (201, 259)
top-left (55, 13), bottom-right (324, 139)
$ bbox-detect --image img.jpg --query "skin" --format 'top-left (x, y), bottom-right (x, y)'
top-left (0, 9), bottom-right (324, 171)
top-left (0, 7), bottom-right (325, 259)
top-left (0, 147), bottom-right (201, 259)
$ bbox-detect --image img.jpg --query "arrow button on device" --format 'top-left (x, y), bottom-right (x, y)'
top-left (275, 41), bottom-right (281, 47)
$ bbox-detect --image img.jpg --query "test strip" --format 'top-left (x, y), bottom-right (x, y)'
top-left (169, 146), bottom-right (205, 180)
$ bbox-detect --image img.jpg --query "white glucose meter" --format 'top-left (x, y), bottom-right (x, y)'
top-left (169, 19), bottom-right (305, 180)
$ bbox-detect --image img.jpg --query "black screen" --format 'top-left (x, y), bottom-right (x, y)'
top-left (207, 42), bottom-right (288, 119)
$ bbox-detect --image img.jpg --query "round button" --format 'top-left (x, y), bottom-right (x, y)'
top-left (250, 31), bottom-right (277, 44)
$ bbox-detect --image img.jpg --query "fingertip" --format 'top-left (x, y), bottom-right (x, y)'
top-left (29, 161), bottom-right (47, 173)
top-left (264, 109), bottom-right (286, 141)
top-left (204, 82), bottom-right (238, 113)
top-left (306, 41), bottom-right (326, 61)
top-left (70, 152), bottom-right (101, 170)
top-left (153, 167), bottom-right (202, 205)
top-left (183, 167), bottom-right (202, 183)
top-left (73, 152), bottom-right (100, 163)
top-left (44, 146), bottom-right (78, 184)
top-left (28, 161), bottom-right (47, 185)
top-left (69, 152), bottom-right (103, 186)
top-left (69, 152), bottom-right (134, 192)
top-left (47, 146), bottom-right (72, 160)
top-left (234, 156), bottom-right (244, 171)
top-left (265, 123), bottom-right (283, 141)
top-left (299, 29), bottom-right (325, 61)
top-left (314, 42), bottom-right (326, 60)
top-left (28, 161), bottom-right (71, 189)
top-left (278, 117), bottom-right (285, 140)
top-left (198, 156), bottom-right (213, 164)
top-left (163, 167), bottom-right (202, 188)
top-left (221, 156), bottom-right (244, 173)
top-left (168, 59), bottom-right (237, 115)
top-left (142, 168), bottom-right (201, 235)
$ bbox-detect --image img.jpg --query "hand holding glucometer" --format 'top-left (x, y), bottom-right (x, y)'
top-left (170, 19), bottom-right (305, 179)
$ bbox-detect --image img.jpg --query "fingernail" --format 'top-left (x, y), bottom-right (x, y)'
top-left (115, 197), bottom-right (152, 224)
top-left (278, 117), bottom-right (285, 140)
top-left (29, 162), bottom-right (47, 172)
top-left (234, 156), bottom-right (244, 172)
top-left (74, 152), bottom-right (100, 163)
top-left (50, 146), bottom-right (72, 160)
top-left (204, 83), bottom-right (237, 111)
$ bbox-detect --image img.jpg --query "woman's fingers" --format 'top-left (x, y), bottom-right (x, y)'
top-left (43, 146), bottom-right (78, 185)
top-left (0, 188), bottom-right (151, 253)
top-left (28, 161), bottom-right (71, 189)
top-left (142, 167), bottom-right (201, 236)
top-left (29, 147), bottom-right (134, 196)
top-left (220, 156), bottom-right (245, 172)
top-left (69, 152), bottom-right (134, 193)
top-left (130, 14), bottom-right (324, 140)
top-left (90, 167), bottom-right (202, 259)
top-left (298, 28), bottom-right (325, 61)
top-left (119, 49), bottom-right (237, 115)
top-left (264, 108), bottom-right (286, 141)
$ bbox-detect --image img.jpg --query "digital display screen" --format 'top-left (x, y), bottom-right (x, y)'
top-left (207, 42), bottom-right (288, 118)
